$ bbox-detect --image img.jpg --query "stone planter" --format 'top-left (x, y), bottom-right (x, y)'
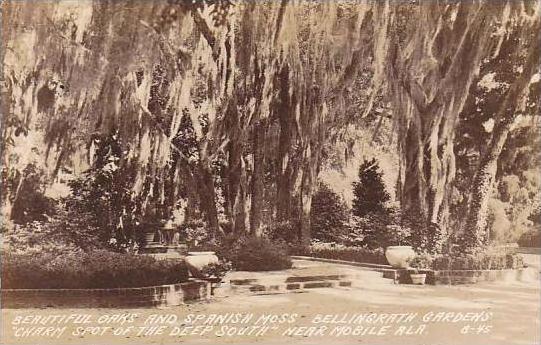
top-left (385, 246), bottom-right (415, 268)
top-left (185, 251), bottom-right (219, 278)
top-left (410, 273), bottom-right (427, 285)
top-left (206, 276), bottom-right (223, 296)
top-left (145, 231), bottom-right (156, 243)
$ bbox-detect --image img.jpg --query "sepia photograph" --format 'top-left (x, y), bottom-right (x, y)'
top-left (0, 0), bottom-right (540, 344)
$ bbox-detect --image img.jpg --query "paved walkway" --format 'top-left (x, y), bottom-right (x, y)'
top-left (2, 259), bottom-right (539, 345)
top-left (224, 258), bottom-right (391, 284)
top-left (518, 247), bottom-right (541, 272)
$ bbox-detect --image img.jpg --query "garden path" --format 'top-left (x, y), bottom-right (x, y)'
top-left (2, 259), bottom-right (539, 345)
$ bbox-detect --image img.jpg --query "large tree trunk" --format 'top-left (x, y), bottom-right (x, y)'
top-left (250, 120), bottom-right (266, 235)
top-left (275, 65), bottom-right (296, 221)
top-left (463, 39), bottom-right (540, 251)
top-left (298, 142), bottom-right (321, 243)
top-left (387, 2), bottom-right (514, 252)
top-left (463, 120), bottom-right (513, 249)
top-left (224, 99), bottom-right (249, 235)
top-left (181, 165), bottom-right (201, 222)
top-left (195, 164), bottom-right (222, 239)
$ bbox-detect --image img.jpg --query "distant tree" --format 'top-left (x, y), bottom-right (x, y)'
top-left (310, 183), bottom-right (349, 243)
top-left (352, 158), bottom-right (390, 217)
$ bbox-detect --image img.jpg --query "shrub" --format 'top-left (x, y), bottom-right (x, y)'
top-left (341, 216), bottom-right (366, 247)
top-left (352, 158), bottom-right (390, 218)
top-left (286, 242), bottom-right (312, 256)
top-left (178, 219), bottom-right (210, 246)
top-left (2, 251), bottom-right (189, 289)
top-left (405, 212), bottom-right (446, 255)
top-left (517, 230), bottom-right (541, 247)
top-left (9, 164), bottom-right (56, 225)
top-left (3, 212), bottom-right (103, 255)
top-left (345, 209), bottom-right (411, 249)
top-left (2, 207), bottom-right (142, 255)
top-left (407, 254), bottom-right (433, 273)
top-left (263, 221), bottom-right (299, 244)
top-left (293, 241), bottom-right (388, 265)
top-left (65, 132), bottom-right (141, 249)
top-left (432, 252), bottom-right (524, 271)
top-left (200, 261), bottom-right (232, 280)
top-left (310, 183), bottom-right (349, 243)
top-left (224, 237), bottom-right (292, 271)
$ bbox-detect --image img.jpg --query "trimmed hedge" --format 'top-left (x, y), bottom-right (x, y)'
top-left (224, 237), bottom-right (292, 271)
top-left (2, 251), bottom-right (189, 289)
top-left (290, 243), bottom-right (388, 265)
top-left (432, 253), bottom-right (524, 271)
top-left (518, 230), bottom-right (541, 248)
top-left (289, 242), bottom-right (524, 271)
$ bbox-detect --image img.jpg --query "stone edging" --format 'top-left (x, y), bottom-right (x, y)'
top-left (1, 280), bottom-right (210, 309)
top-left (291, 255), bottom-right (391, 269)
top-left (291, 256), bottom-right (535, 285)
top-left (426, 268), bottom-right (536, 285)
top-left (516, 247), bottom-right (541, 254)
top-left (291, 255), bottom-right (400, 281)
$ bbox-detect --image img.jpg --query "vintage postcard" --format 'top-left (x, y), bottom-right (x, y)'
top-left (1, 1), bottom-right (539, 344)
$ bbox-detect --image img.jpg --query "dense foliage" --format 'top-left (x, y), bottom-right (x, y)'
top-left (262, 221), bottom-right (300, 245)
top-left (407, 254), bottom-right (433, 271)
top-left (200, 261), bottom-right (232, 281)
top-left (352, 158), bottom-right (390, 218)
top-left (66, 133), bottom-right (143, 249)
top-left (2, 251), bottom-right (189, 289)
top-left (310, 183), bottom-right (350, 243)
top-left (290, 241), bottom-right (388, 265)
top-left (431, 253), bottom-right (524, 271)
top-left (178, 220), bottom-right (211, 247)
top-left (8, 164), bottom-right (56, 225)
top-left (517, 230), bottom-right (541, 248)
top-left (3, 210), bottom-right (103, 255)
top-left (223, 237), bottom-right (292, 272)
top-left (347, 210), bottom-right (412, 249)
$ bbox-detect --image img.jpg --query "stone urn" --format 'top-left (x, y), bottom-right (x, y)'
top-left (144, 231), bottom-right (156, 243)
top-left (184, 251), bottom-right (219, 278)
top-left (410, 273), bottom-right (427, 285)
top-left (141, 221), bottom-right (161, 244)
top-left (385, 246), bottom-right (415, 268)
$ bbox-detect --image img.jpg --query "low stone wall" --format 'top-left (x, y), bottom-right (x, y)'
top-left (291, 255), bottom-right (400, 281)
top-left (397, 268), bottom-right (536, 285)
top-left (429, 268), bottom-right (536, 285)
top-left (225, 274), bottom-right (354, 295)
top-left (517, 247), bottom-right (541, 254)
top-left (290, 256), bottom-right (391, 269)
top-left (1, 280), bottom-right (210, 309)
top-left (293, 256), bottom-right (536, 286)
